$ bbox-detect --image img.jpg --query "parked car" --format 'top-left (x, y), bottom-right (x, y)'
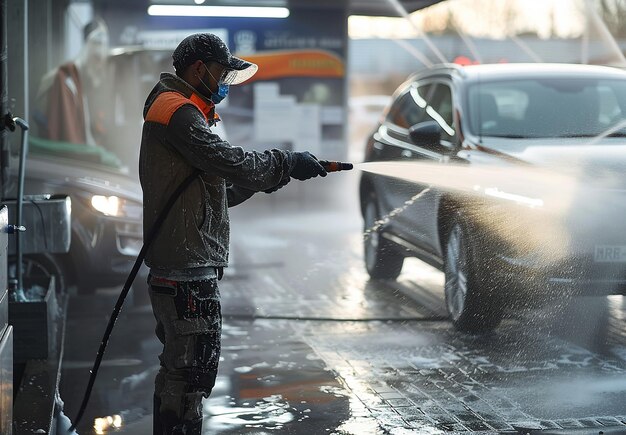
top-left (14, 137), bottom-right (144, 295)
top-left (17, 46), bottom-right (227, 296)
top-left (360, 63), bottom-right (626, 332)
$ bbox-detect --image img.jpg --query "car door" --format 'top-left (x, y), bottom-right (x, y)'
top-left (399, 81), bottom-right (459, 255)
top-left (371, 83), bottom-right (433, 232)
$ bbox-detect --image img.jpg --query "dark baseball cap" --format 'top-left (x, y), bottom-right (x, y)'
top-left (172, 33), bottom-right (257, 85)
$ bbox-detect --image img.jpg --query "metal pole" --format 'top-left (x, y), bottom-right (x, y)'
top-left (582, 9), bottom-right (589, 64)
top-left (0, 0), bottom-right (8, 200)
top-left (22, 0), bottom-right (27, 122)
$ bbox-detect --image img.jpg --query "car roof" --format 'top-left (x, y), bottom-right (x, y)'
top-left (462, 63), bottom-right (626, 80)
top-left (408, 62), bottom-right (626, 83)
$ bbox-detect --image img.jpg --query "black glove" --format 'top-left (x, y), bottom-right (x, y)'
top-left (264, 176), bottom-right (291, 194)
top-left (290, 151), bottom-right (327, 181)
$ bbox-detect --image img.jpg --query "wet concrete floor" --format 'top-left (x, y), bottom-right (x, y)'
top-left (60, 173), bottom-right (626, 434)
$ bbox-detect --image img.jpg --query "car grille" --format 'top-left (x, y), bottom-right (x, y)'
top-left (120, 201), bottom-right (143, 220)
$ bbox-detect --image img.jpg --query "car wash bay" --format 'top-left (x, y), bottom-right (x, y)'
top-left (59, 173), bottom-right (626, 435)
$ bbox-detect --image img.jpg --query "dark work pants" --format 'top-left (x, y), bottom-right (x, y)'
top-left (148, 276), bottom-right (222, 434)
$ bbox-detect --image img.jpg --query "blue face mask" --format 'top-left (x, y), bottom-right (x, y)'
top-left (211, 82), bottom-right (229, 105)
top-left (199, 64), bottom-right (230, 105)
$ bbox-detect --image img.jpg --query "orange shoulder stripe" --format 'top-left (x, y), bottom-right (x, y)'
top-left (189, 93), bottom-right (214, 121)
top-left (145, 91), bottom-right (208, 125)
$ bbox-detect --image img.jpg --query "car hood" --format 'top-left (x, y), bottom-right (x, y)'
top-left (467, 137), bottom-right (626, 186)
top-left (21, 154), bottom-right (142, 203)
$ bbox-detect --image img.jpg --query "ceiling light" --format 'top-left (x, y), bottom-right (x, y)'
top-left (148, 5), bottom-right (290, 18)
top-left (194, 0), bottom-right (206, 4)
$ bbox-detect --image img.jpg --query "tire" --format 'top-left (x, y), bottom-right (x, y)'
top-left (444, 212), bottom-right (503, 333)
top-left (8, 253), bottom-right (67, 297)
top-left (363, 197), bottom-right (404, 280)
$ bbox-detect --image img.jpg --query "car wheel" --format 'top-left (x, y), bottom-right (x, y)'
top-left (363, 198), bottom-right (404, 280)
top-left (444, 212), bottom-right (503, 333)
top-left (9, 253), bottom-right (66, 298)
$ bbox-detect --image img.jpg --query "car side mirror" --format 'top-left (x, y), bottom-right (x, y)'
top-left (408, 121), bottom-right (442, 148)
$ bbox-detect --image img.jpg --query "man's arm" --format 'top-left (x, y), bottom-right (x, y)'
top-left (226, 183), bottom-right (256, 207)
top-left (166, 104), bottom-right (292, 191)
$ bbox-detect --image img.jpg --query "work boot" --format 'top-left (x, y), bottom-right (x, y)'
top-left (159, 410), bottom-right (178, 435)
top-left (159, 410), bottom-right (202, 435)
top-left (153, 394), bottom-right (164, 435)
top-left (170, 418), bottom-right (203, 435)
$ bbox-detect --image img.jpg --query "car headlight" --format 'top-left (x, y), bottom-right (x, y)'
top-left (91, 195), bottom-right (121, 216)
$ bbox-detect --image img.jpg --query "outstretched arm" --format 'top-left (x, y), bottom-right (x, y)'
top-left (166, 104), bottom-right (292, 191)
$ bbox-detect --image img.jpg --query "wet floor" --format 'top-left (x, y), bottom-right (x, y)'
top-left (60, 172), bottom-right (626, 434)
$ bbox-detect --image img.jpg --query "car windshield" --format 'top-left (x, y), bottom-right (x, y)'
top-left (467, 77), bottom-right (626, 139)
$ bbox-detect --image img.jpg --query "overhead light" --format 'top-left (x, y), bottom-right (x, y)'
top-left (148, 5), bottom-right (290, 18)
top-left (194, 0), bottom-right (206, 4)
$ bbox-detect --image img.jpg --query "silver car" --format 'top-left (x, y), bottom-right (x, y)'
top-left (360, 63), bottom-right (626, 332)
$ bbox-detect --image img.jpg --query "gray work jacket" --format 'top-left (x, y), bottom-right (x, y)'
top-left (139, 73), bottom-right (292, 280)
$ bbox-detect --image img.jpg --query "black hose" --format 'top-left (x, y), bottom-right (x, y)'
top-left (69, 169), bottom-right (200, 432)
top-left (14, 117), bottom-right (29, 298)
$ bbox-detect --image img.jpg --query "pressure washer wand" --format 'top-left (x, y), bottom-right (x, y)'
top-left (319, 160), bottom-right (353, 173)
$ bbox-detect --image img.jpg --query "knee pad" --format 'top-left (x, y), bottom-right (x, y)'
top-left (182, 391), bottom-right (206, 422)
top-left (158, 378), bottom-right (208, 422)
top-left (158, 378), bottom-right (187, 419)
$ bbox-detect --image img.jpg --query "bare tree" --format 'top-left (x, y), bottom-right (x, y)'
top-left (598, 0), bottom-right (626, 37)
top-left (419, 0), bottom-right (526, 39)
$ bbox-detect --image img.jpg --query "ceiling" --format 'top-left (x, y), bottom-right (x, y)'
top-left (351, 0), bottom-right (445, 16)
top-left (144, 0), bottom-right (446, 16)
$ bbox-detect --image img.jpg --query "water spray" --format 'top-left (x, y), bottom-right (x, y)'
top-left (363, 187), bottom-right (432, 242)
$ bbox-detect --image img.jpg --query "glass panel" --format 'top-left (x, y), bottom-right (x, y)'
top-left (425, 84), bottom-right (455, 138)
top-left (468, 77), bottom-right (626, 139)
top-left (387, 84), bottom-right (431, 128)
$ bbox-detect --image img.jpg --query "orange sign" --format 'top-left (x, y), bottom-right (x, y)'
top-left (239, 49), bottom-right (345, 81)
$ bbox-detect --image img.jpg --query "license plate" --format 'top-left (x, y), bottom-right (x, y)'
top-left (594, 245), bottom-right (626, 263)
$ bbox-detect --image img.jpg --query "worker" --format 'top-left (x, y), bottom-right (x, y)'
top-left (139, 33), bottom-right (327, 435)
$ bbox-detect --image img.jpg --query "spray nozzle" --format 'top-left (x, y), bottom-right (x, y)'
top-left (319, 160), bottom-right (353, 172)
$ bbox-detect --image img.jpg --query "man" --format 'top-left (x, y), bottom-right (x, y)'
top-left (139, 33), bottom-right (327, 435)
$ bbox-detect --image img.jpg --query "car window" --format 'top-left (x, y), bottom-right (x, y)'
top-left (598, 85), bottom-right (624, 125)
top-left (425, 83), bottom-right (456, 139)
top-left (387, 84), bottom-right (431, 128)
top-left (468, 78), bottom-right (626, 138)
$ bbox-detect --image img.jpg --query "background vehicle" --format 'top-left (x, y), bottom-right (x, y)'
top-left (16, 138), bottom-right (144, 295)
top-left (360, 63), bottom-right (626, 332)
